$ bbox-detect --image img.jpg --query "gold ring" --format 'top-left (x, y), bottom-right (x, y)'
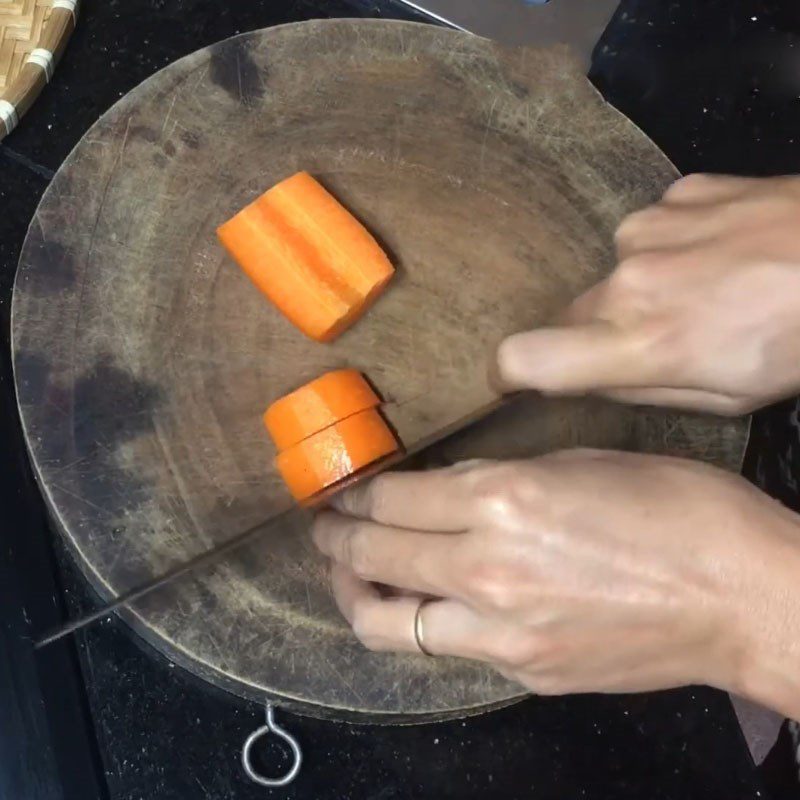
top-left (414, 599), bottom-right (435, 657)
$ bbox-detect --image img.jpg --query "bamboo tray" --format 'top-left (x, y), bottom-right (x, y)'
top-left (0, 0), bottom-right (78, 140)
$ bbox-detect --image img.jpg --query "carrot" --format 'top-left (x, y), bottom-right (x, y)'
top-left (217, 172), bottom-right (394, 342)
top-left (264, 369), bottom-right (380, 451)
top-left (274, 408), bottom-right (399, 501)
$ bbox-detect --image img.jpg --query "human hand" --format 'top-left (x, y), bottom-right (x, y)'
top-left (496, 174), bottom-right (800, 414)
top-left (312, 452), bottom-right (800, 718)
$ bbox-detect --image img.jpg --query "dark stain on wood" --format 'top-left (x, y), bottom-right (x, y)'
top-left (17, 233), bottom-right (78, 295)
top-left (13, 349), bottom-right (52, 405)
top-left (179, 129), bottom-right (200, 149)
top-left (72, 355), bottom-right (163, 458)
top-left (209, 36), bottom-right (265, 107)
top-left (129, 124), bottom-right (159, 143)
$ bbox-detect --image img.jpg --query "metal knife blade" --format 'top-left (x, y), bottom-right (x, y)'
top-left (34, 399), bottom-right (507, 649)
top-left (399, 0), bottom-right (620, 72)
top-left (34, 508), bottom-right (298, 649)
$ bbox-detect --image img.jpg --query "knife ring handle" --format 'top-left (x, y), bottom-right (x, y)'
top-left (241, 704), bottom-right (303, 788)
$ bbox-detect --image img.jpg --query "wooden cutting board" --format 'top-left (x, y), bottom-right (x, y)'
top-left (12, 19), bottom-right (748, 722)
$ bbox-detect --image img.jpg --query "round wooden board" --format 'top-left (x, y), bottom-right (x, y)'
top-left (12, 20), bottom-right (748, 722)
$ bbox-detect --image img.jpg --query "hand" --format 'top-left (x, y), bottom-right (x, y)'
top-left (496, 174), bottom-right (800, 414)
top-left (312, 452), bottom-right (800, 718)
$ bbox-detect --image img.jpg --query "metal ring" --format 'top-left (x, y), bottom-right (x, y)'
top-left (414, 598), bottom-right (436, 656)
top-left (241, 704), bottom-right (302, 788)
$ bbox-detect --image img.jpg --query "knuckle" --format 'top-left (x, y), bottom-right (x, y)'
top-left (360, 474), bottom-right (389, 519)
top-left (614, 208), bottom-right (656, 243)
top-left (338, 472), bottom-right (393, 520)
top-left (334, 485), bottom-right (365, 517)
top-left (340, 477), bottom-right (380, 518)
top-left (344, 529), bottom-right (373, 578)
top-left (610, 253), bottom-right (666, 291)
top-left (468, 465), bottom-right (537, 526)
top-left (663, 172), bottom-right (713, 200)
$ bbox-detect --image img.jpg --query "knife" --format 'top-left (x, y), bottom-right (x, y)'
top-left (34, 399), bottom-right (506, 649)
top-left (399, 0), bottom-right (621, 72)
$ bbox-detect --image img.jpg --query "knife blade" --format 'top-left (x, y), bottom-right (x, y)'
top-left (34, 507), bottom-right (297, 649)
top-left (34, 399), bottom-right (507, 649)
top-left (399, 0), bottom-right (620, 72)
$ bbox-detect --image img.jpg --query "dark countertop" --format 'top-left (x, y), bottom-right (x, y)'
top-left (2, 1), bottom-right (799, 798)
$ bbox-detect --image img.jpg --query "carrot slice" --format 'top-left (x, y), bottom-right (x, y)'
top-left (217, 172), bottom-right (395, 342)
top-left (264, 369), bottom-right (380, 451)
top-left (275, 409), bottom-right (399, 501)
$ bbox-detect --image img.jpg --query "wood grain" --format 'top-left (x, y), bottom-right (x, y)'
top-left (12, 20), bottom-right (747, 721)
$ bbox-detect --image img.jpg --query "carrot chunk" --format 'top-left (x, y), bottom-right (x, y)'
top-left (217, 172), bottom-right (394, 342)
top-left (274, 409), bottom-right (399, 501)
top-left (264, 369), bottom-right (380, 451)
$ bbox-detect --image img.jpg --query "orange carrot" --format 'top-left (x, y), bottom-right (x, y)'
top-left (264, 369), bottom-right (380, 451)
top-left (274, 408), bottom-right (399, 501)
top-left (217, 172), bottom-right (394, 342)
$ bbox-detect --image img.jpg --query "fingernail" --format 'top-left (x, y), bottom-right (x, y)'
top-left (491, 336), bottom-right (525, 393)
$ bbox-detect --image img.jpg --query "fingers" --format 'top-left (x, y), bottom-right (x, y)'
top-left (330, 565), bottom-right (421, 652)
top-left (662, 173), bottom-right (754, 205)
top-left (613, 174), bottom-right (764, 257)
top-left (330, 564), bottom-right (530, 664)
top-left (313, 511), bottom-right (466, 597)
top-left (495, 323), bottom-right (661, 394)
top-left (493, 176), bottom-right (760, 397)
top-left (330, 467), bottom-right (478, 531)
top-left (614, 206), bottom-right (719, 258)
top-left (615, 175), bottom-right (760, 258)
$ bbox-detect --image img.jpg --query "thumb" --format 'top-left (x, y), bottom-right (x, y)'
top-left (494, 323), bottom-right (654, 394)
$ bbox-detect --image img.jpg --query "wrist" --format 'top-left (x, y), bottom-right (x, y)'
top-left (728, 509), bottom-right (800, 720)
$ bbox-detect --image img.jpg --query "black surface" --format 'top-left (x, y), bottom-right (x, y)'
top-left (2, 0), bottom-right (800, 798)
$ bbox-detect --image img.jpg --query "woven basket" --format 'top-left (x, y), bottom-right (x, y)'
top-left (0, 0), bottom-right (78, 140)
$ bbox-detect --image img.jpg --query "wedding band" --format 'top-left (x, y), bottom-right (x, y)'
top-left (413, 599), bottom-right (435, 657)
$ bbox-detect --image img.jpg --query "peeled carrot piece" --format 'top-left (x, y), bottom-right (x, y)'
top-left (275, 409), bottom-right (399, 501)
top-left (264, 369), bottom-right (380, 451)
top-left (217, 172), bottom-right (395, 342)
